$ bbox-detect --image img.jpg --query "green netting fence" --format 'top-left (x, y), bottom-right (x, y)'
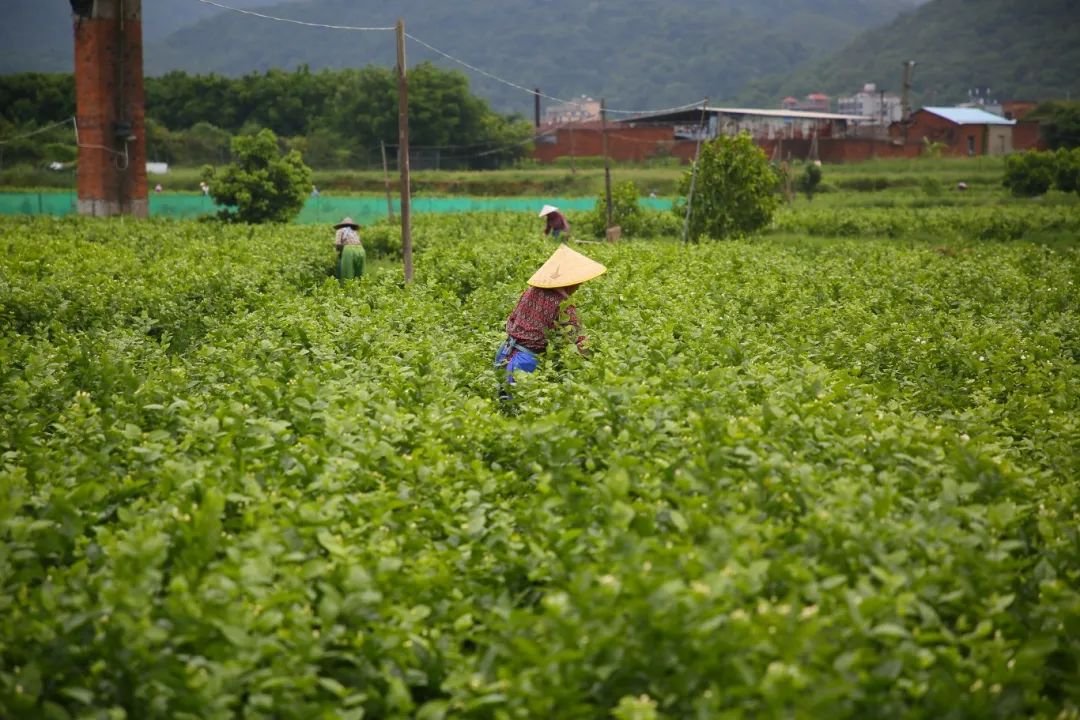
top-left (0, 192), bottom-right (670, 224)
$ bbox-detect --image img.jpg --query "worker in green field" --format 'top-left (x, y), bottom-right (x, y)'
top-left (333, 217), bottom-right (365, 282)
top-left (539, 204), bottom-right (570, 240)
top-left (495, 244), bottom-right (606, 396)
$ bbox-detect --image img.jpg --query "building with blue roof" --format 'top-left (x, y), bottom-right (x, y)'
top-left (898, 106), bottom-right (1019, 156)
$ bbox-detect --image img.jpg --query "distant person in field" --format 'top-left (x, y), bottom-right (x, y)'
top-left (539, 204), bottom-right (570, 240)
top-left (495, 244), bottom-right (605, 395)
top-left (333, 217), bottom-right (365, 282)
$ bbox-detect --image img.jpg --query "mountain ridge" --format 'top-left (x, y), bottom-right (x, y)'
top-left (0, 0), bottom-right (313, 74)
top-left (144, 0), bottom-right (922, 113)
top-left (739, 0), bottom-right (1080, 105)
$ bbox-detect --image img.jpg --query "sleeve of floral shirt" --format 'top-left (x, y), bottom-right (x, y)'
top-left (335, 227), bottom-right (358, 251)
top-left (559, 304), bottom-right (587, 352)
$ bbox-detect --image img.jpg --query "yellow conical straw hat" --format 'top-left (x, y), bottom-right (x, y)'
top-left (527, 243), bottom-right (607, 288)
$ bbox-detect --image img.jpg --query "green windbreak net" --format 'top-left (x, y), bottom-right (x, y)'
top-left (0, 192), bottom-right (671, 224)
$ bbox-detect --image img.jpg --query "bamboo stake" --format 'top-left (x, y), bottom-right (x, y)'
top-left (396, 19), bottom-right (413, 283)
top-left (380, 140), bottom-right (394, 221)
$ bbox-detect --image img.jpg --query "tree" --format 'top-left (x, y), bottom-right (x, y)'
top-left (1053, 147), bottom-right (1080, 195)
top-left (327, 62), bottom-right (531, 169)
top-left (584, 181), bottom-right (644, 238)
top-left (1031, 101), bottom-right (1080, 150)
top-left (202, 129), bottom-right (311, 224)
top-left (798, 162), bottom-right (823, 201)
top-left (184, 122), bottom-right (232, 165)
top-left (1003, 151), bottom-right (1056, 197)
top-left (676, 132), bottom-right (779, 241)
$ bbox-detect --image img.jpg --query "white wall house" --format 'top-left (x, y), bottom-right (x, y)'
top-left (837, 84), bottom-right (903, 125)
top-left (543, 96), bottom-right (601, 125)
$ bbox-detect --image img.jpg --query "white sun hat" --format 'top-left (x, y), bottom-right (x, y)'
top-left (538, 204), bottom-right (559, 217)
top-left (527, 243), bottom-right (606, 288)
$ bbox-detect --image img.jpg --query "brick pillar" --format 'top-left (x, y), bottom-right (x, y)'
top-left (73, 0), bottom-right (148, 218)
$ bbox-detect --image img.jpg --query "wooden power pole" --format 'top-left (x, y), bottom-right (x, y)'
top-left (380, 140), bottom-right (394, 222)
top-left (601, 97), bottom-right (613, 232)
top-left (681, 98), bottom-right (709, 244)
top-left (396, 19), bottom-right (413, 283)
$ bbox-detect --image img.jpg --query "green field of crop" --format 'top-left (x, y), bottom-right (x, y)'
top-left (0, 156), bottom-right (1016, 198)
top-left (1, 207), bottom-right (1078, 718)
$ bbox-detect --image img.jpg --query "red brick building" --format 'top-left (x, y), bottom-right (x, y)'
top-left (531, 123), bottom-right (699, 164)
top-left (1002, 101), bottom-right (1038, 121)
top-left (1002, 101), bottom-right (1045, 151)
top-left (782, 93), bottom-right (832, 113)
top-left (531, 105), bottom-right (1045, 165)
top-left (893, 107), bottom-right (1016, 157)
top-left (531, 106), bottom-right (863, 165)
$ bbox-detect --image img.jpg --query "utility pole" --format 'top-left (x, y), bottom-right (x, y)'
top-left (569, 124), bottom-right (576, 175)
top-left (901, 60), bottom-right (916, 123)
top-left (396, 20), bottom-right (413, 283)
top-left (601, 97), bottom-right (613, 232)
top-left (534, 88), bottom-right (541, 128)
top-left (380, 140), bottom-right (394, 222)
top-left (681, 98), bottom-right (709, 244)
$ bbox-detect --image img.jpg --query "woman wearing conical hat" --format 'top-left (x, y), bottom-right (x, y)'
top-left (333, 217), bottom-right (365, 282)
top-left (495, 244), bottom-right (606, 390)
top-left (539, 204), bottom-right (570, 240)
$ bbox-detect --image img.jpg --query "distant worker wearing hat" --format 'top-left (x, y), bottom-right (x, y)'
top-left (334, 217), bottom-right (365, 282)
top-left (539, 204), bottom-right (570, 240)
top-left (495, 244), bottom-right (606, 391)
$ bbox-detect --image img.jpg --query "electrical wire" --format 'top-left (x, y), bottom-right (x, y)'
top-left (196, 0), bottom-right (394, 31)
top-left (374, 116), bottom-right (601, 163)
top-left (185, 0), bottom-right (705, 117)
top-left (72, 117), bottom-right (132, 169)
top-left (404, 32), bottom-right (704, 116)
top-left (2, 116), bottom-right (133, 172)
top-left (0, 117), bottom-right (76, 145)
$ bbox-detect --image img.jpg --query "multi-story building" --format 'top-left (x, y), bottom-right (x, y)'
top-left (542, 96), bottom-right (601, 125)
top-left (837, 83), bottom-right (902, 125)
top-left (781, 93), bottom-right (831, 113)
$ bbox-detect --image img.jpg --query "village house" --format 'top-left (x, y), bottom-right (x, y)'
top-left (837, 83), bottom-right (903, 125)
top-left (781, 93), bottom-right (832, 113)
top-left (541, 95), bottom-right (602, 125)
top-left (893, 107), bottom-right (1016, 156)
top-left (530, 103), bottom-right (1046, 164)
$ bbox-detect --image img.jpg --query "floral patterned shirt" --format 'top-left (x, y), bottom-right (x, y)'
top-left (335, 227), bottom-right (361, 250)
top-left (505, 286), bottom-right (586, 354)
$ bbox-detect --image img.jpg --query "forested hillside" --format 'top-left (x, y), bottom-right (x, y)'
top-left (0, 0), bottom-right (313, 73)
top-left (741, 0), bottom-right (1080, 105)
top-left (145, 0), bottom-right (919, 112)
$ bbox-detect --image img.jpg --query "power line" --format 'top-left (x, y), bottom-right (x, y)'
top-left (404, 32), bottom-right (704, 116)
top-left (0, 117), bottom-right (75, 145)
top-left (188, 0), bottom-right (703, 118)
top-left (196, 0), bottom-right (394, 31)
top-left (375, 120), bottom-right (570, 163)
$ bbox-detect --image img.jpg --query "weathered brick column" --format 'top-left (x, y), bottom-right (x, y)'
top-left (72, 0), bottom-right (148, 217)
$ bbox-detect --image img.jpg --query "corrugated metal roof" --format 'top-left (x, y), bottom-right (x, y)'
top-left (922, 107), bottom-right (1016, 125)
top-left (708, 107), bottom-right (864, 121)
top-left (617, 105), bottom-right (868, 125)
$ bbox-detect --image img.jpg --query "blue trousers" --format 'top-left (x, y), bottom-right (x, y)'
top-left (494, 338), bottom-right (538, 383)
